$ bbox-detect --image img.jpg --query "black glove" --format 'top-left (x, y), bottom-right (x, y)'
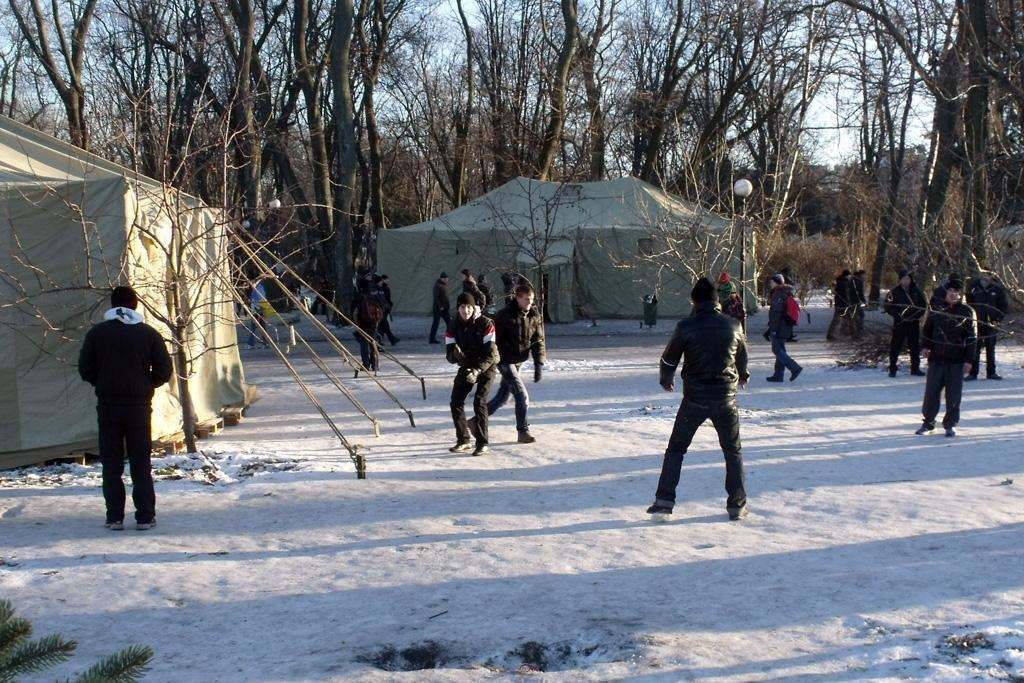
top-left (533, 363), bottom-right (543, 383)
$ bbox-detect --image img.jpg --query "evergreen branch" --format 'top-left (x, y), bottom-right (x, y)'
top-left (72, 645), bottom-right (154, 683)
top-left (0, 634), bottom-right (77, 681)
top-left (0, 616), bottom-right (33, 661)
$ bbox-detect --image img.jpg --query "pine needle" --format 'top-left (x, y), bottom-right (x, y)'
top-left (0, 634), bottom-right (77, 681)
top-left (72, 645), bottom-right (154, 683)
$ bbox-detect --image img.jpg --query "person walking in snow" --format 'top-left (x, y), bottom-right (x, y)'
top-left (916, 278), bottom-right (977, 438)
top-left (78, 286), bottom-right (173, 531)
top-left (469, 282), bottom-right (546, 444)
top-left (376, 274), bottom-right (399, 346)
top-left (429, 272), bottom-right (451, 344)
top-left (647, 277), bottom-right (749, 521)
top-left (884, 268), bottom-right (927, 377)
top-left (446, 292), bottom-right (500, 456)
top-left (766, 274), bottom-right (803, 382)
top-left (966, 272), bottom-right (1009, 381)
top-left (826, 269), bottom-right (857, 341)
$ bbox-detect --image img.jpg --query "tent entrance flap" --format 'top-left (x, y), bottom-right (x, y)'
top-left (515, 240), bottom-right (575, 323)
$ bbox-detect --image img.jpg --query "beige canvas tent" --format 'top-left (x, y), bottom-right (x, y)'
top-left (378, 177), bottom-right (754, 322)
top-left (0, 115), bottom-right (248, 469)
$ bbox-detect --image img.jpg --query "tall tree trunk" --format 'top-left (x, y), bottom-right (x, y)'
top-left (451, 0), bottom-right (475, 205)
top-left (537, 0), bottom-right (579, 179)
top-left (233, 0), bottom-right (261, 212)
top-left (961, 0), bottom-right (990, 269)
top-left (331, 0), bottom-right (358, 315)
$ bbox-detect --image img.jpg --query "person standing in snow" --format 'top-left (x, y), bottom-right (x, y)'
top-left (429, 272), bottom-right (451, 344)
top-left (375, 274), bottom-right (399, 346)
top-left (826, 269), bottom-right (856, 341)
top-left (78, 286), bottom-right (173, 531)
top-left (966, 272), bottom-right (1009, 381)
top-left (647, 277), bottom-right (749, 521)
top-left (883, 268), bottom-right (927, 377)
top-left (461, 269), bottom-right (487, 310)
top-left (469, 282), bottom-right (546, 444)
top-left (917, 278), bottom-right (977, 437)
top-left (446, 292), bottom-right (500, 456)
top-left (766, 274), bottom-right (803, 382)
top-left (717, 271), bottom-right (737, 309)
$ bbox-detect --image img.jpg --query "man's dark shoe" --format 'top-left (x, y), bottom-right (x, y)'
top-left (766, 376), bottom-right (784, 383)
top-left (965, 374), bottom-right (978, 382)
top-left (789, 367), bottom-right (802, 382)
top-left (105, 520), bottom-right (124, 531)
top-left (472, 444), bottom-right (490, 457)
top-left (988, 373), bottom-right (1003, 381)
top-left (135, 519), bottom-right (156, 531)
top-left (945, 426), bottom-right (957, 438)
top-left (728, 506), bottom-right (748, 521)
top-left (915, 422), bottom-right (935, 435)
top-left (646, 504), bottom-right (673, 519)
top-left (888, 369), bottom-right (897, 378)
top-left (910, 369), bottom-right (926, 377)
top-left (517, 431), bottom-right (536, 444)
top-left (449, 442), bottom-right (473, 453)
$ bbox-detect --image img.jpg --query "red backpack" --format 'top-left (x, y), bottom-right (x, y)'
top-left (785, 294), bottom-right (801, 326)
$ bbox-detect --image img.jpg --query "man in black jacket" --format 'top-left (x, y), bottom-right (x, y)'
top-left (648, 278), bottom-right (750, 521)
top-left (966, 273), bottom-right (1009, 380)
top-left (826, 269), bottom-right (856, 341)
top-left (883, 268), bottom-right (928, 377)
top-left (78, 286), bottom-right (173, 530)
top-left (376, 274), bottom-right (399, 345)
top-left (429, 272), bottom-right (451, 344)
top-left (446, 292), bottom-right (501, 456)
top-left (471, 283), bottom-right (546, 444)
top-left (917, 279), bottom-right (977, 437)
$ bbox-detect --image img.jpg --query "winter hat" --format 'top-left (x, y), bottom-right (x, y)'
top-left (457, 292), bottom-right (476, 307)
top-left (947, 277), bottom-right (964, 291)
top-left (439, 271), bottom-right (448, 279)
top-left (771, 273), bottom-right (785, 285)
top-left (718, 271), bottom-right (731, 284)
top-left (691, 277), bottom-right (715, 303)
top-left (897, 268), bottom-right (910, 279)
top-left (841, 269), bottom-right (852, 278)
top-left (460, 269), bottom-right (472, 277)
top-left (111, 285), bottom-right (139, 310)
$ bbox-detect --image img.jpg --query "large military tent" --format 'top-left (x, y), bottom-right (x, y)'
top-left (378, 177), bottom-right (754, 322)
top-left (0, 115), bottom-right (248, 468)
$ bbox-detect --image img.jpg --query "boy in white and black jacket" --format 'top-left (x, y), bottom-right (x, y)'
top-left (446, 292), bottom-right (500, 456)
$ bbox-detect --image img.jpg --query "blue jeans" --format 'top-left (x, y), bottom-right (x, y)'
top-left (487, 363), bottom-right (530, 432)
top-left (770, 332), bottom-right (801, 377)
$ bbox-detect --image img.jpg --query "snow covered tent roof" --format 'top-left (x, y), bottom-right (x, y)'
top-left (0, 114), bottom-right (248, 468)
top-left (378, 176), bottom-right (749, 323)
top-left (396, 176), bottom-right (731, 235)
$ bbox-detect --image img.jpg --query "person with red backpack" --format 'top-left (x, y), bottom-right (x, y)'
top-left (766, 274), bottom-right (803, 382)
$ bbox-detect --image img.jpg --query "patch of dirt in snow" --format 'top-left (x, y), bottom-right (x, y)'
top-left (933, 623), bottom-right (1024, 679)
top-left (0, 449), bottom-right (328, 489)
top-left (355, 636), bottom-right (647, 673)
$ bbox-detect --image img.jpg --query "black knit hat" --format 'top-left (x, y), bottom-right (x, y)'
top-left (898, 268), bottom-right (910, 279)
top-left (439, 271), bottom-right (448, 279)
top-left (947, 278), bottom-right (964, 292)
top-left (841, 269), bottom-right (852, 277)
top-left (457, 292), bottom-right (476, 307)
top-left (111, 285), bottom-right (138, 310)
top-left (690, 277), bottom-right (715, 303)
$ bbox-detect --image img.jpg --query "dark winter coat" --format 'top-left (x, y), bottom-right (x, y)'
top-left (445, 313), bottom-right (500, 374)
top-left (462, 278), bottom-right (487, 309)
top-left (660, 301), bottom-right (749, 402)
top-left (967, 280), bottom-right (1009, 325)
top-left (493, 300), bottom-right (546, 366)
top-left (922, 302), bottom-right (978, 364)
top-left (433, 279), bottom-right (450, 313)
top-left (380, 283), bottom-right (394, 312)
top-left (768, 285), bottom-right (797, 337)
top-left (78, 310), bottom-right (174, 407)
top-left (833, 276), bottom-right (856, 308)
top-left (884, 282), bottom-right (927, 324)
top-left (852, 276), bottom-right (867, 305)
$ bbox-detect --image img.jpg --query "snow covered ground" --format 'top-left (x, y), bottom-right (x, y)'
top-left (2, 301), bottom-right (1023, 681)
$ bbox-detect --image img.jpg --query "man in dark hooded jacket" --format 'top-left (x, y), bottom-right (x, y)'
top-left (647, 277), bottom-right (750, 521)
top-left (917, 278), bottom-right (977, 437)
top-left (429, 272), bottom-right (450, 344)
top-left (446, 292), bottom-right (500, 456)
top-left (966, 273), bottom-right (1009, 380)
top-left (884, 268), bottom-right (927, 377)
top-left (78, 286), bottom-right (173, 530)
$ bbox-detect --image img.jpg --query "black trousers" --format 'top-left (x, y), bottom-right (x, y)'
top-left (654, 398), bottom-right (746, 510)
top-left (889, 321), bottom-right (921, 372)
top-left (922, 361), bottom-right (964, 429)
top-left (429, 309), bottom-right (451, 342)
top-left (451, 370), bottom-right (496, 446)
top-left (98, 405), bottom-right (155, 524)
top-left (970, 324), bottom-right (998, 377)
top-left (379, 313), bottom-right (398, 344)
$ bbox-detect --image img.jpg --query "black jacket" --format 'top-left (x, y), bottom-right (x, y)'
top-left (380, 283), bottom-right (394, 312)
top-left (661, 302), bottom-right (749, 402)
top-left (884, 282), bottom-right (927, 324)
top-left (852, 276), bottom-right (867, 305)
top-left (967, 280), bottom-right (1009, 324)
top-left (78, 312), bottom-right (174, 407)
top-left (493, 300), bottom-right (546, 366)
top-left (833, 276), bottom-right (856, 308)
top-left (922, 302), bottom-right (978, 364)
top-left (433, 279), bottom-right (449, 313)
top-left (462, 278), bottom-right (487, 309)
top-left (445, 313), bottom-right (500, 374)
top-left (768, 285), bottom-right (796, 336)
